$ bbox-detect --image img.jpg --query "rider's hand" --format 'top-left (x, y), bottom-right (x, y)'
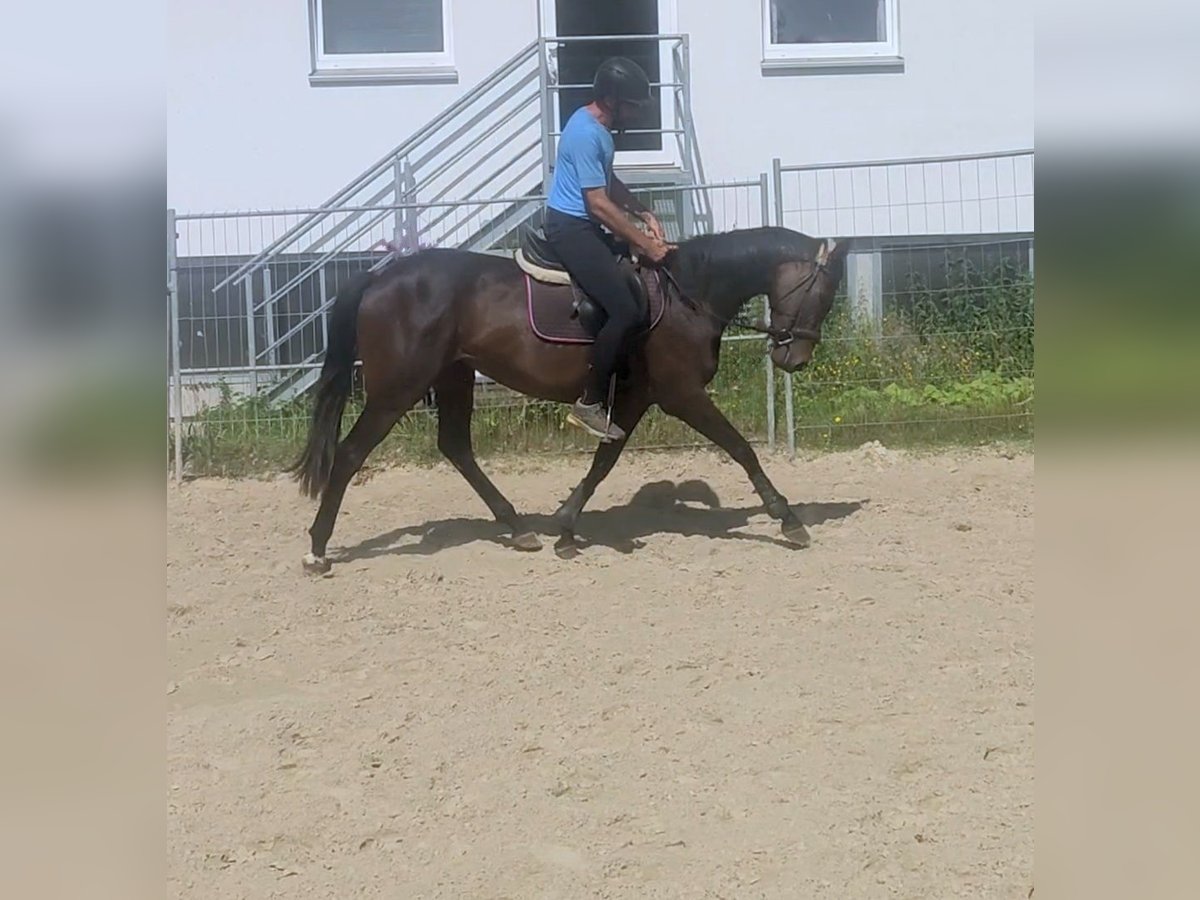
top-left (641, 211), bottom-right (666, 242)
top-left (638, 234), bottom-right (671, 264)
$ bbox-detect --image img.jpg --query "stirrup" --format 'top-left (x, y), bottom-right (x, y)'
top-left (605, 373), bottom-right (617, 436)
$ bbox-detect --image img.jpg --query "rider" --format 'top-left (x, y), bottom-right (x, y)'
top-left (544, 56), bottom-right (672, 442)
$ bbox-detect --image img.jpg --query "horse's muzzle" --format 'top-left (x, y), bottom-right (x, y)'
top-left (771, 340), bottom-right (815, 373)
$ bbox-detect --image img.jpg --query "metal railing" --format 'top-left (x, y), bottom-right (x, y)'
top-left (773, 149), bottom-right (1035, 239)
top-left (193, 34), bottom-right (702, 404)
top-left (167, 179), bottom-right (773, 478)
top-left (168, 165), bottom-right (1033, 480)
top-left (769, 148), bottom-right (1035, 456)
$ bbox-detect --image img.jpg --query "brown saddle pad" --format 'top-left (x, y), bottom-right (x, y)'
top-left (525, 268), bottom-right (668, 345)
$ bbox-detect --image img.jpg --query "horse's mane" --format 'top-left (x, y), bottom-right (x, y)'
top-left (667, 226), bottom-right (822, 310)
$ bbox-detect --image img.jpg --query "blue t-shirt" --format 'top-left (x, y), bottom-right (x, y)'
top-left (547, 106), bottom-right (614, 219)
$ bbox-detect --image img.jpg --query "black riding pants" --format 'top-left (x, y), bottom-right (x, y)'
top-left (545, 208), bottom-right (641, 404)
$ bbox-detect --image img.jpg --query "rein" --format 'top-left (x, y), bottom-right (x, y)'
top-left (661, 259), bottom-right (827, 348)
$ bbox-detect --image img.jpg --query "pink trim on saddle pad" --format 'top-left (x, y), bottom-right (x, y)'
top-left (525, 274), bottom-right (593, 345)
top-left (525, 273), bottom-right (668, 345)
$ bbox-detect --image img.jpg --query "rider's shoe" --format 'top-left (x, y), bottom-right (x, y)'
top-left (567, 400), bottom-right (626, 443)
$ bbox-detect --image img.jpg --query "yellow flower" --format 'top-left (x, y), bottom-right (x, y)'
top-left (834, 416), bottom-right (842, 424)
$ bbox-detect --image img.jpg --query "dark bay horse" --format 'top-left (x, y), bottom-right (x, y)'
top-left (291, 226), bottom-right (850, 573)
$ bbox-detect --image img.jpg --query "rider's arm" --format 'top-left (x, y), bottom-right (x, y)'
top-left (610, 177), bottom-right (666, 241)
top-left (608, 177), bottom-right (648, 216)
top-left (584, 187), bottom-right (657, 251)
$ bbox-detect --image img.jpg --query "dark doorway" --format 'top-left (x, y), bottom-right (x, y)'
top-left (554, 0), bottom-right (663, 153)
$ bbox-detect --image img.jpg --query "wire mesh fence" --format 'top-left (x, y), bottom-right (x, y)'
top-left (769, 151), bottom-right (1034, 455)
top-left (168, 168), bottom-right (1034, 478)
top-left (773, 150), bottom-right (1034, 238)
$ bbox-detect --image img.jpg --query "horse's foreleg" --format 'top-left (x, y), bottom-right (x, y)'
top-left (435, 363), bottom-right (541, 551)
top-left (553, 393), bottom-right (649, 558)
top-left (662, 390), bottom-right (810, 547)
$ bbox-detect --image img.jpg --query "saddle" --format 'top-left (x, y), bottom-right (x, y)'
top-left (515, 225), bottom-right (667, 345)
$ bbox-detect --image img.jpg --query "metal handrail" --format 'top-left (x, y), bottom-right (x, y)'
top-left (549, 81), bottom-right (684, 90)
top-left (262, 184), bottom-right (546, 360)
top-left (212, 39), bottom-right (540, 291)
top-left (778, 149), bottom-right (1034, 173)
top-left (253, 205), bottom-right (396, 316)
top-left (415, 136), bottom-right (542, 236)
top-left (543, 34), bottom-right (686, 43)
top-left (415, 140), bottom-right (542, 239)
top-left (253, 118), bottom-right (541, 320)
top-left (547, 128), bottom-right (685, 137)
top-left (413, 108), bottom-right (540, 196)
top-left (262, 180), bottom-right (534, 357)
top-left (409, 71), bottom-right (539, 171)
top-left (267, 179), bottom-right (396, 260)
top-left (647, 179), bottom-right (762, 192)
top-left (242, 64), bottom-right (540, 313)
top-left (239, 35), bottom-right (692, 280)
top-left (198, 29), bottom-right (706, 390)
top-left (256, 175), bottom-right (544, 354)
top-left (241, 71), bottom-right (543, 321)
top-left (180, 195), bottom-right (563, 220)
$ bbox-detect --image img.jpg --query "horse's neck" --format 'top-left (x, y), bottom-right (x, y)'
top-left (695, 279), bottom-right (764, 331)
top-left (678, 243), bottom-right (779, 328)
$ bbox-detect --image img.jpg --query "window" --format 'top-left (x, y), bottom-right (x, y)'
top-left (308, 0), bottom-right (456, 85)
top-left (763, 0), bottom-right (900, 69)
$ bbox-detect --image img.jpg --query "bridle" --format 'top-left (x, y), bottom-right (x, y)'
top-left (665, 257), bottom-right (829, 349)
top-left (757, 261), bottom-right (827, 348)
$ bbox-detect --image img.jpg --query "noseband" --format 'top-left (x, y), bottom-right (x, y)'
top-left (762, 261), bottom-right (827, 349)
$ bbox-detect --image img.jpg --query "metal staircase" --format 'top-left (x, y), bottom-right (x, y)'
top-left (216, 35), bottom-right (705, 403)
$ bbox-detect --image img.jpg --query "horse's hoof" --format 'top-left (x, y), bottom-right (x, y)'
top-left (554, 535), bottom-right (580, 560)
top-left (302, 552), bottom-right (332, 575)
top-left (781, 521), bottom-right (811, 548)
top-left (511, 531), bottom-right (543, 552)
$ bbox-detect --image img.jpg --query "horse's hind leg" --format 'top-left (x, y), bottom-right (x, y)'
top-left (302, 400), bottom-right (408, 573)
top-left (434, 362), bottom-right (542, 552)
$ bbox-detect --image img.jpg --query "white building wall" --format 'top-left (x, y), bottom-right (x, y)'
top-left (168, 0), bottom-right (536, 212)
top-left (680, 0), bottom-right (1033, 179)
top-left (168, 1), bottom-right (1032, 213)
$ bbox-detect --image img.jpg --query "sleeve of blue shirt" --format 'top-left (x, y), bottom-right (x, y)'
top-left (574, 128), bottom-right (609, 190)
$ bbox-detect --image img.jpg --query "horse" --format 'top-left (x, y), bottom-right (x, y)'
top-left (290, 225), bottom-right (850, 574)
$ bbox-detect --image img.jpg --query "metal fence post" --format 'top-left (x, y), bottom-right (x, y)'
top-left (537, 38), bottom-right (553, 191)
top-left (772, 158), bottom-right (796, 457)
top-left (846, 248), bottom-right (883, 337)
top-left (759, 171), bottom-right (775, 449)
top-left (168, 208), bottom-right (183, 481)
top-left (318, 266), bottom-right (329, 351)
top-left (244, 274), bottom-right (258, 391)
top-left (680, 35), bottom-right (694, 177)
top-left (262, 265), bottom-right (277, 371)
top-left (398, 156), bottom-right (418, 253)
top-left (393, 154), bottom-right (405, 246)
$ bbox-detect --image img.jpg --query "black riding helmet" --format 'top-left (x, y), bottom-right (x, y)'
top-left (592, 56), bottom-right (652, 107)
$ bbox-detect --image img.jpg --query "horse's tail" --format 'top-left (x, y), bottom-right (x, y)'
top-left (290, 270), bottom-right (372, 498)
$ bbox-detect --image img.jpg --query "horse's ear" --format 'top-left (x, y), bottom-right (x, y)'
top-left (818, 238), bottom-right (851, 265)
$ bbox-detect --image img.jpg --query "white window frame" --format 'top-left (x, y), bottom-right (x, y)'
top-left (308, 0), bottom-right (457, 85)
top-left (762, 0), bottom-right (901, 69)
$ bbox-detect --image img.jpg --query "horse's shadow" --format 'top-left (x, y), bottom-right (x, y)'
top-left (334, 479), bottom-right (866, 562)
